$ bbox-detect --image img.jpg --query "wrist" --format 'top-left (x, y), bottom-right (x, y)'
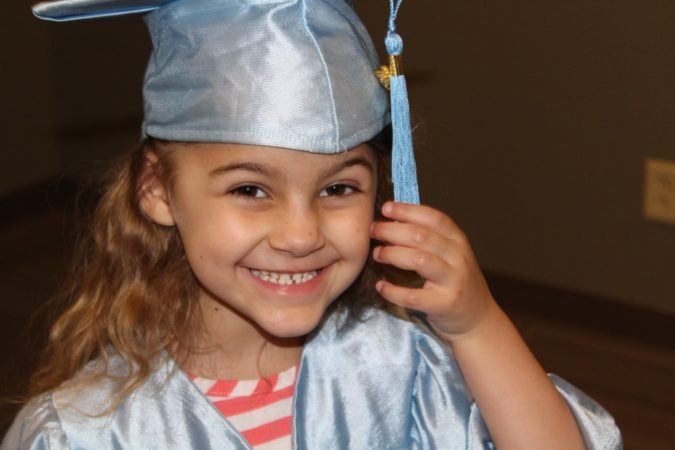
top-left (434, 299), bottom-right (507, 346)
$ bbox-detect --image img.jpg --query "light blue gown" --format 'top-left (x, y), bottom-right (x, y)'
top-left (2, 308), bottom-right (622, 449)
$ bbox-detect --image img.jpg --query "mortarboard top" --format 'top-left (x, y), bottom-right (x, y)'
top-left (32, 0), bottom-right (419, 204)
top-left (33, 0), bottom-right (170, 21)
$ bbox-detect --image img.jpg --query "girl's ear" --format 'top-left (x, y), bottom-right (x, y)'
top-left (138, 150), bottom-right (176, 227)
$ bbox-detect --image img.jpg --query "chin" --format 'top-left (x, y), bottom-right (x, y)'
top-left (255, 308), bottom-right (326, 339)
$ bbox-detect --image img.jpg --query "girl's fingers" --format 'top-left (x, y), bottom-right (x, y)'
top-left (372, 221), bottom-right (453, 257)
top-left (380, 201), bottom-right (463, 240)
top-left (375, 280), bottom-right (444, 313)
top-left (376, 280), bottom-right (422, 309)
top-left (374, 245), bottom-right (452, 285)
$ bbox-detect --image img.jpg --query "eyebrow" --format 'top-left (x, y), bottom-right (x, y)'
top-left (208, 162), bottom-right (280, 179)
top-left (321, 156), bottom-right (374, 179)
top-left (208, 155), bottom-right (374, 180)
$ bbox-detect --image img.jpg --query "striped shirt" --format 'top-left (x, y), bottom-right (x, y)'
top-left (190, 365), bottom-right (297, 449)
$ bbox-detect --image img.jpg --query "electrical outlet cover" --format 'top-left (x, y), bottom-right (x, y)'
top-left (644, 158), bottom-right (675, 224)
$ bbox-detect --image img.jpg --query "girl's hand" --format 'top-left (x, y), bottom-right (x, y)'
top-left (371, 201), bottom-right (497, 341)
top-left (372, 203), bottom-right (591, 450)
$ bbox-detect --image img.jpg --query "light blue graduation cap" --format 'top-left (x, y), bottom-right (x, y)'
top-left (32, 0), bottom-right (420, 204)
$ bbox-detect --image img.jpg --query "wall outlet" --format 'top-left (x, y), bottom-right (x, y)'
top-left (644, 158), bottom-right (675, 224)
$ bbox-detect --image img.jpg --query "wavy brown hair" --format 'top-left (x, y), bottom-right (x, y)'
top-left (25, 124), bottom-right (418, 410)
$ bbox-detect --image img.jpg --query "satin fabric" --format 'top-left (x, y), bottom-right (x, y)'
top-left (2, 308), bottom-right (622, 449)
top-left (31, 0), bottom-right (172, 21)
top-left (32, 0), bottom-right (390, 153)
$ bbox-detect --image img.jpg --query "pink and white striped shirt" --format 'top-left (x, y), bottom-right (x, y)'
top-left (190, 365), bottom-right (298, 449)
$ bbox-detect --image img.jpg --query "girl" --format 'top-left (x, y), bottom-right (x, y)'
top-left (3, 0), bottom-right (620, 449)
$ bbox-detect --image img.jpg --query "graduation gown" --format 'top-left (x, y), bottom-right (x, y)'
top-left (2, 307), bottom-right (622, 449)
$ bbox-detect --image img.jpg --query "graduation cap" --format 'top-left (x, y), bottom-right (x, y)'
top-left (32, 0), bottom-right (419, 204)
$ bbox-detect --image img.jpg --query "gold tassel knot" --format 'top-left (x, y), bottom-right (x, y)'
top-left (374, 54), bottom-right (403, 91)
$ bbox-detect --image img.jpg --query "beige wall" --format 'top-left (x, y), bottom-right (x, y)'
top-left (4, 0), bottom-right (674, 315)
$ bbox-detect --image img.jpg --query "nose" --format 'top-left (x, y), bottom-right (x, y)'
top-left (268, 203), bottom-right (326, 257)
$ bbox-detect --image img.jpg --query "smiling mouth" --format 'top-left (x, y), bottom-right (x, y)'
top-left (248, 267), bottom-right (324, 286)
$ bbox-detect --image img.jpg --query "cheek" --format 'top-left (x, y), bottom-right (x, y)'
top-left (177, 209), bottom-right (264, 271)
top-left (324, 204), bottom-right (374, 261)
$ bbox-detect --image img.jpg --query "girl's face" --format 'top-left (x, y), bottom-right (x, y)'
top-left (164, 142), bottom-right (378, 339)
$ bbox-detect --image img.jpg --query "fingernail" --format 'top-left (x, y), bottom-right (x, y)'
top-left (382, 202), bottom-right (393, 215)
top-left (375, 280), bottom-right (383, 291)
top-left (370, 222), bottom-right (376, 234)
top-left (373, 246), bottom-right (381, 259)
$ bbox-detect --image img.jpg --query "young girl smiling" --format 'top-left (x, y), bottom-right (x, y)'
top-left (3, 0), bottom-right (621, 448)
top-left (149, 141), bottom-right (380, 379)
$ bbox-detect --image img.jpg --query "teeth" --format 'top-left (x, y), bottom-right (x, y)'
top-left (250, 269), bottom-right (319, 285)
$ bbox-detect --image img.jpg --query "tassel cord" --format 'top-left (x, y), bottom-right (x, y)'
top-left (385, 0), bottom-right (420, 205)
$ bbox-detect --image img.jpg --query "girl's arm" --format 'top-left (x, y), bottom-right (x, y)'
top-left (371, 201), bottom-right (588, 449)
top-left (448, 301), bottom-right (586, 450)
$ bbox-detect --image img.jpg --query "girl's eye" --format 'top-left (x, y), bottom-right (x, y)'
top-left (230, 185), bottom-right (268, 199)
top-left (320, 184), bottom-right (357, 197)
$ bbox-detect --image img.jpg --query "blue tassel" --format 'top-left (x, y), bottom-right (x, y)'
top-left (390, 74), bottom-right (419, 204)
top-left (385, 3), bottom-right (420, 205)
